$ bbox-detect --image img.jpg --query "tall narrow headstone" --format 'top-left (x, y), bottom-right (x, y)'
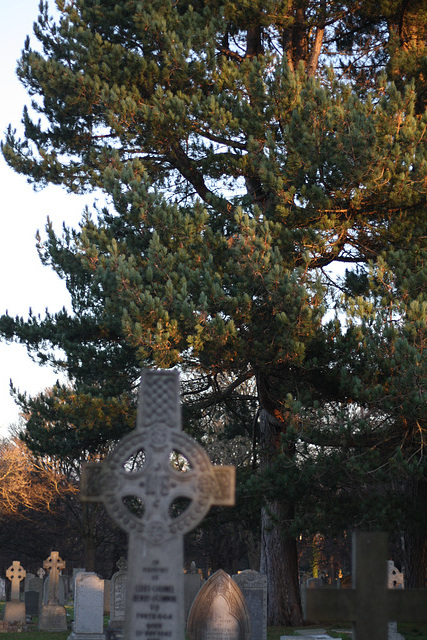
top-left (107, 560), bottom-right (128, 640)
top-left (39, 551), bottom-right (68, 631)
top-left (187, 569), bottom-right (251, 640)
top-left (185, 562), bottom-right (205, 623)
top-left (69, 572), bottom-right (105, 640)
top-left (4, 561), bottom-right (26, 624)
top-left (80, 369), bottom-right (236, 640)
top-left (24, 573), bottom-right (35, 592)
top-left (28, 576), bottom-right (44, 613)
top-left (232, 570), bottom-right (267, 640)
top-left (303, 532), bottom-right (427, 640)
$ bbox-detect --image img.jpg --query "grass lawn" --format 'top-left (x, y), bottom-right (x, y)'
top-left (267, 623), bottom-right (427, 639)
top-left (1, 602), bottom-right (427, 639)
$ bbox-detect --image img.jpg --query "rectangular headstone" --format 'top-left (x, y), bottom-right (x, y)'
top-left (70, 572), bottom-right (105, 640)
top-left (232, 570), bottom-right (267, 640)
top-left (184, 567), bottom-right (204, 623)
top-left (108, 568), bottom-right (127, 638)
top-left (25, 591), bottom-right (40, 617)
top-left (0, 578), bottom-right (6, 600)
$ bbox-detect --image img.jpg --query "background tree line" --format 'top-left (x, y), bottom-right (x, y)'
top-left (0, 0), bottom-right (426, 625)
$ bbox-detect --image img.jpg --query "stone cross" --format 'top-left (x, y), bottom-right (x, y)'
top-left (303, 532), bottom-right (427, 640)
top-left (37, 568), bottom-right (46, 580)
top-left (43, 552), bottom-right (65, 605)
top-left (80, 369), bottom-right (235, 640)
top-left (6, 561), bottom-right (26, 602)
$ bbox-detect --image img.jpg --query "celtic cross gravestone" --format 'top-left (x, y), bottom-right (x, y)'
top-left (6, 561), bottom-right (26, 602)
top-left (4, 561), bottom-right (26, 625)
top-left (43, 551), bottom-right (65, 605)
top-left (303, 532), bottom-right (427, 640)
top-left (80, 369), bottom-right (236, 640)
top-left (39, 552), bottom-right (67, 631)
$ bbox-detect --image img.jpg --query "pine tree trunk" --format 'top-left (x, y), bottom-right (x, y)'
top-left (81, 503), bottom-right (97, 571)
top-left (260, 502), bottom-right (303, 625)
top-left (258, 405), bottom-right (303, 626)
top-left (403, 479), bottom-right (427, 588)
top-left (404, 529), bottom-right (427, 588)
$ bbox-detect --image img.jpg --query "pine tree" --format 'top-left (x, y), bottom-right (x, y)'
top-left (1, 0), bottom-right (426, 624)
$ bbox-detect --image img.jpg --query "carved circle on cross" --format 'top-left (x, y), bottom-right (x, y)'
top-left (101, 427), bottom-right (217, 544)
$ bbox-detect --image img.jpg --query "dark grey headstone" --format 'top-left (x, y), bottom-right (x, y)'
top-left (185, 568), bottom-right (205, 623)
top-left (233, 570), bottom-right (267, 640)
top-left (25, 591), bottom-right (40, 617)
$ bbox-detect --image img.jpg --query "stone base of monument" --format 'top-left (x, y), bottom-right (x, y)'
top-left (39, 603), bottom-right (68, 631)
top-left (281, 634), bottom-right (333, 640)
top-left (0, 620), bottom-right (24, 632)
top-left (105, 622), bottom-right (124, 640)
top-left (68, 631), bottom-right (105, 640)
top-left (4, 601), bottom-right (26, 624)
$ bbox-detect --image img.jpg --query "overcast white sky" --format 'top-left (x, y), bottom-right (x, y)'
top-left (0, 1), bottom-right (96, 436)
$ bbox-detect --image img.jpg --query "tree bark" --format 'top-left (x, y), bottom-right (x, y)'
top-left (260, 502), bottom-right (303, 625)
top-left (402, 478), bottom-right (427, 588)
top-left (258, 404), bottom-right (303, 626)
top-left (403, 529), bottom-right (427, 588)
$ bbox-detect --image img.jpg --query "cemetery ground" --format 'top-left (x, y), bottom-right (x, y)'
top-left (0, 601), bottom-right (426, 640)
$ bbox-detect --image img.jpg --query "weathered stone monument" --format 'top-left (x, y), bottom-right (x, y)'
top-left (69, 572), bottom-right (105, 640)
top-left (39, 551), bottom-right (68, 631)
top-left (25, 591), bottom-right (40, 618)
top-left (43, 572), bottom-right (66, 605)
top-left (187, 569), bottom-right (251, 640)
top-left (303, 532), bottom-right (427, 640)
top-left (4, 561), bottom-right (26, 624)
top-left (81, 369), bottom-right (236, 640)
top-left (388, 561), bottom-right (404, 589)
top-left (107, 559), bottom-right (128, 640)
top-left (185, 562), bottom-right (205, 623)
top-left (232, 570), bottom-right (267, 640)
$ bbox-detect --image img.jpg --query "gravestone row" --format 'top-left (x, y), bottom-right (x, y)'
top-left (3, 371), bottom-right (427, 640)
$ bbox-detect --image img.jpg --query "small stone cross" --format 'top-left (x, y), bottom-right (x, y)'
top-left (80, 369), bottom-right (235, 640)
top-left (43, 551), bottom-right (65, 605)
top-left (6, 561), bottom-right (26, 602)
top-left (303, 532), bottom-right (427, 640)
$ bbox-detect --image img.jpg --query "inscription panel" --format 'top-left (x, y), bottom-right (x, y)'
top-left (126, 542), bottom-right (182, 640)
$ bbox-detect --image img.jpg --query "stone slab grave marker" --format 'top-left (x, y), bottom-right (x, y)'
top-left (25, 591), bottom-right (40, 618)
top-left (69, 572), bottom-right (105, 640)
top-left (80, 369), bottom-right (236, 640)
top-left (232, 570), bottom-right (267, 640)
top-left (39, 551), bottom-right (67, 631)
top-left (184, 562), bottom-right (205, 623)
top-left (303, 532), bottom-right (427, 640)
top-left (4, 561), bottom-right (26, 624)
top-left (107, 558), bottom-right (128, 640)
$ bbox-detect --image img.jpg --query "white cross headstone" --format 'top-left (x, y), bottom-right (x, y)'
top-left (80, 369), bottom-right (235, 640)
top-left (303, 532), bottom-right (427, 640)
